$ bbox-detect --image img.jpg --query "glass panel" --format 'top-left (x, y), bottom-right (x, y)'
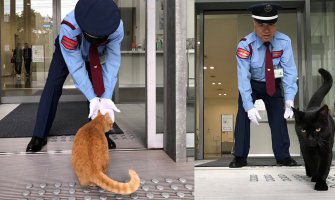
top-left (186, 0), bottom-right (196, 157)
top-left (1, 0), bottom-right (53, 96)
top-left (116, 0), bottom-right (146, 147)
top-left (310, 0), bottom-right (335, 151)
top-left (156, 0), bottom-right (164, 134)
top-left (3, 0), bottom-right (10, 22)
top-left (117, 0), bottom-right (146, 100)
top-left (202, 12), bottom-right (300, 159)
top-left (61, 0), bottom-right (78, 20)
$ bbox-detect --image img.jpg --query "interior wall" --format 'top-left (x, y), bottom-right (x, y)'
top-left (202, 12), bottom-right (299, 159)
top-left (204, 98), bottom-right (237, 158)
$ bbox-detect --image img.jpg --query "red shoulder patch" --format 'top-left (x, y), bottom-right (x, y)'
top-left (236, 48), bottom-right (250, 59)
top-left (61, 36), bottom-right (78, 50)
top-left (272, 50), bottom-right (283, 58)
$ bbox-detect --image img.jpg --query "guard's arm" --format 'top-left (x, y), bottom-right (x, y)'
top-left (101, 20), bottom-right (124, 99)
top-left (236, 41), bottom-right (253, 112)
top-left (59, 24), bottom-right (96, 101)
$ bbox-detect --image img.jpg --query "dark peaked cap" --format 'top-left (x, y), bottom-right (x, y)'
top-left (75, 0), bottom-right (121, 37)
top-left (249, 3), bottom-right (282, 24)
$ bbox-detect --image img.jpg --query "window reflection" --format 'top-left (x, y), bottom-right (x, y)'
top-left (1, 0), bottom-right (53, 91)
top-left (310, 0), bottom-right (335, 121)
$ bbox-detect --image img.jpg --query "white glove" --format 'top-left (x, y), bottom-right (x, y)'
top-left (88, 97), bottom-right (100, 119)
top-left (284, 100), bottom-right (294, 119)
top-left (99, 98), bottom-right (121, 122)
top-left (247, 108), bottom-right (262, 125)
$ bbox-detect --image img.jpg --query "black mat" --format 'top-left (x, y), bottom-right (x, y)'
top-left (0, 102), bottom-right (88, 138)
top-left (196, 157), bottom-right (304, 167)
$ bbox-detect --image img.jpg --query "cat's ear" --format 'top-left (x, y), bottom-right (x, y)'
top-left (292, 107), bottom-right (303, 122)
top-left (318, 105), bottom-right (329, 120)
top-left (104, 112), bottom-right (110, 118)
top-left (97, 110), bottom-right (102, 116)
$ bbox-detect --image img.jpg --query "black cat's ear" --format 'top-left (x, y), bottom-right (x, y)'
top-left (318, 105), bottom-right (329, 120)
top-left (292, 107), bottom-right (303, 122)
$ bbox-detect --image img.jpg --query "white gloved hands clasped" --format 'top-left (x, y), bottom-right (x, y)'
top-left (88, 97), bottom-right (120, 121)
top-left (88, 97), bottom-right (100, 119)
top-left (247, 107), bottom-right (262, 125)
top-left (284, 100), bottom-right (294, 119)
top-left (99, 98), bottom-right (120, 122)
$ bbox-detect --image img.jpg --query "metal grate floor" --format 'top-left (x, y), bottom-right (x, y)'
top-left (195, 166), bottom-right (335, 200)
top-left (0, 150), bottom-right (194, 199)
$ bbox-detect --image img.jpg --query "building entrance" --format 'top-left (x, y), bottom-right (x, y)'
top-left (195, 1), bottom-right (305, 160)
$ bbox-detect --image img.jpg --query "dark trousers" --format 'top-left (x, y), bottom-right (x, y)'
top-left (24, 59), bottom-right (31, 75)
top-left (33, 36), bottom-right (69, 137)
top-left (233, 80), bottom-right (291, 160)
top-left (15, 62), bottom-right (22, 74)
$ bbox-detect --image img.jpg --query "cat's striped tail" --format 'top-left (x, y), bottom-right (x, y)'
top-left (307, 68), bottom-right (333, 109)
top-left (94, 169), bottom-right (140, 195)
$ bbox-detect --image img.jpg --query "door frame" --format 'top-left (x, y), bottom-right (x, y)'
top-left (194, 0), bottom-right (306, 160)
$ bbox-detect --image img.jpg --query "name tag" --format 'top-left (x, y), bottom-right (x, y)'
top-left (274, 68), bottom-right (284, 78)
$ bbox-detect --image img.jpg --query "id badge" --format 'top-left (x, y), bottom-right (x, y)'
top-left (274, 68), bottom-right (284, 78)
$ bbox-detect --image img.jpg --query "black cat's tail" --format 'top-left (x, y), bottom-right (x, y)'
top-left (307, 68), bottom-right (333, 109)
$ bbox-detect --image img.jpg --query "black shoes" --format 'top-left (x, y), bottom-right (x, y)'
top-left (105, 133), bottom-right (116, 149)
top-left (108, 122), bottom-right (124, 135)
top-left (26, 134), bottom-right (116, 152)
top-left (229, 157), bottom-right (247, 168)
top-left (276, 157), bottom-right (298, 166)
top-left (26, 136), bottom-right (47, 152)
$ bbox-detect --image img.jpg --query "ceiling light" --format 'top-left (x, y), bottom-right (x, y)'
top-left (224, 93), bottom-right (227, 96)
top-left (218, 82), bottom-right (222, 85)
top-left (210, 66), bottom-right (215, 70)
top-left (204, 66), bottom-right (207, 69)
top-left (197, 41), bottom-right (200, 44)
top-left (218, 93), bottom-right (222, 96)
top-left (212, 82), bottom-right (216, 85)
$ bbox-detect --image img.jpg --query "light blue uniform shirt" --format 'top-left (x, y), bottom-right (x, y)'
top-left (59, 11), bottom-right (124, 101)
top-left (236, 31), bottom-right (298, 112)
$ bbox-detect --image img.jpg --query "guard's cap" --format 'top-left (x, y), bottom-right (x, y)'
top-left (75, 0), bottom-right (121, 38)
top-left (249, 3), bottom-right (282, 24)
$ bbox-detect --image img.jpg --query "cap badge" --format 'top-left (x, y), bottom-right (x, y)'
top-left (264, 4), bottom-right (273, 13)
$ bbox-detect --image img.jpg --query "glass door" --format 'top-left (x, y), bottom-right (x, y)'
top-left (1, 0), bottom-right (54, 98)
top-left (195, 1), bottom-right (305, 160)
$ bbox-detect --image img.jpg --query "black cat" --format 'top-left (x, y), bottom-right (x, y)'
top-left (292, 68), bottom-right (334, 191)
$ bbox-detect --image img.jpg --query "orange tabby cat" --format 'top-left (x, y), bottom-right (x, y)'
top-left (72, 111), bottom-right (140, 195)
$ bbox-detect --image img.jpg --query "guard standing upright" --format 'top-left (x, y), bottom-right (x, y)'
top-left (26, 0), bottom-right (124, 152)
top-left (229, 3), bottom-right (298, 168)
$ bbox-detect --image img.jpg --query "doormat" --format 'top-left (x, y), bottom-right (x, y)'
top-left (0, 102), bottom-right (88, 138)
top-left (196, 157), bottom-right (304, 167)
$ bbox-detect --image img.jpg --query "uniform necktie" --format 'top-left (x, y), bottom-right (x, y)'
top-left (89, 44), bottom-right (105, 97)
top-left (264, 42), bottom-right (276, 96)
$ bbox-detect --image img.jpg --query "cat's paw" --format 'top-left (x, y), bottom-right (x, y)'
top-left (314, 181), bottom-right (328, 191)
top-left (311, 177), bottom-right (317, 182)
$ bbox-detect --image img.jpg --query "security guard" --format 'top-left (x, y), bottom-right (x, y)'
top-left (26, 0), bottom-right (124, 152)
top-left (229, 3), bottom-right (298, 167)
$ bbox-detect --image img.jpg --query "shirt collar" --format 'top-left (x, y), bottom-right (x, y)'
top-left (253, 32), bottom-right (277, 49)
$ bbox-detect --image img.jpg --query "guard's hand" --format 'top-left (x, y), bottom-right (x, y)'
top-left (99, 98), bottom-right (120, 122)
top-left (247, 108), bottom-right (262, 125)
top-left (88, 97), bottom-right (100, 119)
top-left (284, 100), bottom-right (294, 119)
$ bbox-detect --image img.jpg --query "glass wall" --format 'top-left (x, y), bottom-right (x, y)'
top-left (156, 0), bottom-right (164, 134)
top-left (310, 0), bottom-right (335, 116)
top-left (310, 0), bottom-right (335, 151)
top-left (1, 0), bottom-right (53, 95)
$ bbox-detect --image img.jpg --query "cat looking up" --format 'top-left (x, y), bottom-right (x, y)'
top-left (72, 111), bottom-right (140, 195)
top-left (292, 68), bottom-right (334, 191)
